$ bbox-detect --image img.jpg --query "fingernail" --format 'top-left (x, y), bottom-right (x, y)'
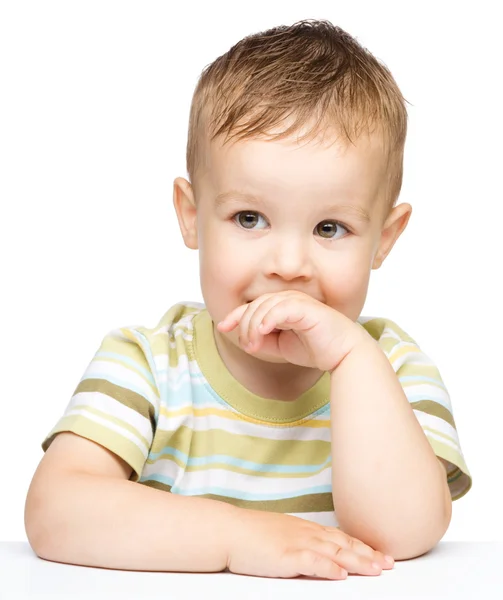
top-left (384, 555), bottom-right (394, 565)
top-left (371, 562), bottom-right (382, 571)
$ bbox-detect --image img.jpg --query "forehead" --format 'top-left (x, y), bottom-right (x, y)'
top-left (202, 129), bottom-right (388, 209)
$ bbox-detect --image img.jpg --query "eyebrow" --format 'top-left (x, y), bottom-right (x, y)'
top-left (214, 190), bottom-right (372, 223)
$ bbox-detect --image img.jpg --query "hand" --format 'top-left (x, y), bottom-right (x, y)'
top-left (217, 291), bottom-right (369, 372)
top-left (226, 509), bottom-right (394, 580)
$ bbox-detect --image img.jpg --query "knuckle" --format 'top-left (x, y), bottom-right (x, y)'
top-left (299, 548), bottom-right (318, 563)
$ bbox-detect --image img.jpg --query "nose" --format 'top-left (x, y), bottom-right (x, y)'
top-left (263, 234), bottom-right (314, 281)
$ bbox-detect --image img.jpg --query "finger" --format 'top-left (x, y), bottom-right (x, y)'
top-left (323, 528), bottom-right (394, 570)
top-left (258, 299), bottom-right (307, 336)
top-left (245, 296), bottom-right (284, 351)
top-left (236, 300), bottom-right (261, 351)
top-left (238, 294), bottom-right (279, 351)
top-left (290, 549), bottom-right (348, 581)
top-left (217, 304), bottom-right (249, 333)
top-left (310, 541), bottom-right (383, 577)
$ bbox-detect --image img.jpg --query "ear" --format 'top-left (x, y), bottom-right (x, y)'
top-left (173, 177), bottom-right (198, 250)
top-left (372, 203), bottom-right (412, 270)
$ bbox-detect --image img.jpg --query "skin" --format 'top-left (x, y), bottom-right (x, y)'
top-left (173, 125), bottom-right (411, 400)
top-left (172, 125), bottom-right (451, 559)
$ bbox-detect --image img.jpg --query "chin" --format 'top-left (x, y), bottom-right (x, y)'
top-left (249, 348), bottom-right (290, 364)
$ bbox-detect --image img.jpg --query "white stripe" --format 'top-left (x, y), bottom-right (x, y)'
top-left (404, 383), bottom-right (451, 403)
top-left (400, 358), bottom-right (438, 366)
top-left (157, 412), bottom-right (332, 442)
top-left (357, 315), bottom-right (378, 324)
top-left (154, 352), bottom-right (189, 376)
top-left (379, 331), bottom-right (403, 342)
top-left (61, 406), bottom-right (150, 457)
top-left (68, 391), bottom-right (154, 439)
top-left (389, 348), bottom-right (430, 368)
top-left (84, 360), bottom-right (159, 409)
top-left (142, 461), bottom-right (332, 495)
top-left (287, 511), bottom-right (339, 527)
top-left (413, 409), bottom-right (462, 449)
top-left (424, 429), bottom-right (463, 454)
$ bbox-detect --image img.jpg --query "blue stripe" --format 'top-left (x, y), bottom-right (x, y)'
top-left (140, 473), bottom-right (332, 500)
top-left (406, 393), bottom-right (451, 411)
top-left (399, 375), bottom-right (448, 390)
top-left (147, 447), bottom-right (331, 474)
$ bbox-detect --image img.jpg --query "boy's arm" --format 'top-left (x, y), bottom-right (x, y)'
top-left (329, 338), bottom-right (452, 560)
top-left (25, 432), bottom-right (237, 572)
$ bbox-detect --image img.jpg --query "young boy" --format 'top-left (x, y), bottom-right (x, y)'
top-left (25, 19), bottom-right (472, 581)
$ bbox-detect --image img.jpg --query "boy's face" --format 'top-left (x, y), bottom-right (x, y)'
top-left (174, 128), bottom-right (411, 364)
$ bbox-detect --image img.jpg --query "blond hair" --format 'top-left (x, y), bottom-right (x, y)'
top-left (186, 19), bottom-right (409, 217)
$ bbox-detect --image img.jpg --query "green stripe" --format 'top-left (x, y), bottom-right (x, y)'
top-left (41, 419), bottom-right (145, 481)
top-left (75, 378), bottom-right (156, 431)
top-left (99, 335), bottom-right (159, 395)
top-left (397, 362), bottom-right (443, 380)
top-left (411, 400), bottom-right (455, 428)
top-left (362, 318), bottom-right (417, 345)
top-left (71, 404), bottom-right (151, 450)
top-left (150, 425), bottom-right (331, 467)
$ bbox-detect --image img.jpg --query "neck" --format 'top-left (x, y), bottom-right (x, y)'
top-left (212, 323), bottom-right (324, 401)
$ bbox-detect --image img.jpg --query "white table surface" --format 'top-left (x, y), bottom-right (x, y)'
top-left (0, 541), bottom-right (501, 599)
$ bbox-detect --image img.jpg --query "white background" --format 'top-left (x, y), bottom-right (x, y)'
top-left (1, 0), bottom-right (501, 543)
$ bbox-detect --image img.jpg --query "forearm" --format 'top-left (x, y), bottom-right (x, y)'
top-left (27, 472), bottom-right (238, 572)
top-left (330, 338), bottom-right (451, 559)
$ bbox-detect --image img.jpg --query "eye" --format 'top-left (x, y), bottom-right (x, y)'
top-left (315, 220), bottom-right (350, 240)
top-left (233, 211), bottom-right (268, 230)
top-left (232, 212), bottom-right (350, 239)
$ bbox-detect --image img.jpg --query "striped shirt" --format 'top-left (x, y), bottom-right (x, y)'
top-left (42, 301), bottom-right (472, 526)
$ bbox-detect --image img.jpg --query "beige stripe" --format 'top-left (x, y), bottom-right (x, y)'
top-left (98, 335), bottom-right (160, 396)
top-left (75, 378), bottom-right (156, 429)
top-left (397, 362), bottom-right (443, 380)
top-left (142, 480), bottom-right (334, 513)
top-left (411, 400), bottom-right (455, 428)
top-left (41, 419), bottom-right (146, 480)
top-left (68, 404), bottom-right (151, 450)
top-left (389, 343), bottom-right (422, 363)
top-left (159, 405), bottom-right (330, 428)
top-left (150, 425), bottom-right (331, 467)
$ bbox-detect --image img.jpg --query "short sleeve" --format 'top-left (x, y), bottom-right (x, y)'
top-left (42, 326), bottom-right (161, 481)
top-left (363, 317), bottom-right (473, 501)
top-left (389, 335), bottom-right (472, 500)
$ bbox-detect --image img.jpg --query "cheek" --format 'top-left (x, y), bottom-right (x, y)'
top-left (322, 254), bottom-right (372, 317)
top-left (199, 228), bottom-right (249, 296)
top-left (198, 240), bottom-right (250, 326)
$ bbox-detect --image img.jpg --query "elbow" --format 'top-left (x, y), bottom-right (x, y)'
top-left (383, 503), bottom-right (452, 561)
top-left (340, 498), bottom-right (452, 561)
top-left (25, 490), bottom-right (49, 558)
top-left (388, 529), bottom-right (446, 561)
top-left (25, 477), bottom-right (61, 560)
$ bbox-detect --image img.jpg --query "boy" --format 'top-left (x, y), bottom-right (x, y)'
top-left (25, 19), bottom-right (472, 581)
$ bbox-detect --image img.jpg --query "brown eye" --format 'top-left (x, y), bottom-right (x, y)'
top-left (316, 220), bottom-right (348, 239)
top-left (235, 211), bottom-right (266, 229)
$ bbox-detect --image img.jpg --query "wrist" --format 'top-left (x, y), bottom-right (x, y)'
top-left (328, 324), bottom-right (376, 374)
top-left (220, 503), bottom-right (247, 568)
